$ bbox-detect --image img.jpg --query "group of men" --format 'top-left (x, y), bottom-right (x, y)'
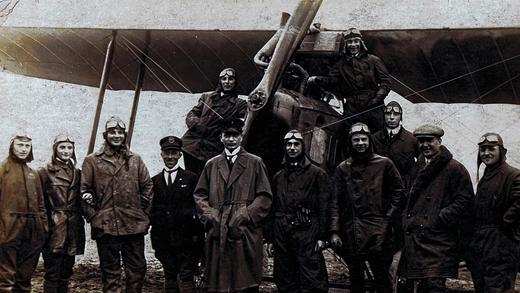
top-left (0, 27), bottom-right (518, 293)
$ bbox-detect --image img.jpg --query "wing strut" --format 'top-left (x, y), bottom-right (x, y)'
top-left (127, 31), bottom-right (151, 147)
top-left (87, 30), bottom-right (117, 154)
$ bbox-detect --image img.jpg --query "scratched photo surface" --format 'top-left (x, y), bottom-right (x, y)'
top-left (1, 1), bottom-right (519, 292)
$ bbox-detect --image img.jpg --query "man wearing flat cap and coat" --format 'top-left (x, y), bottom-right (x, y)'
top-left (398, 125), bottom-right (474, 293)
top-left (465, 133), bottom-right (520, 293)
top-left (308, 28), bottom-right (392, 132)
top-left (194, 118), bottom-right (272, 293)
top-left (182, 68), bottom-right (248, 175)
top-left (150, 136), bottom-right (203, 293)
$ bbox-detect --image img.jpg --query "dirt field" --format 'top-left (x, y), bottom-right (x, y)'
top-left (28, 246), bottom-right (520, 292)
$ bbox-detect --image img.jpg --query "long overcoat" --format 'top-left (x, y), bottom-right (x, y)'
top-left (182, 91), bottom-right (247, 162)
top-left (332, 154), bottom-right (404, 256)
top-left (372, 127), bottom-right (419, 191)
top-left (0, 157), bottom-right (47, 245)
top-left (194, 148), bottom-right (272, 292)
top-left (398, 146), bottom-right (474, 279)
top-left (80, 144), bottom-right (153, 239)
top-left (466, 161), bottom-right (520, 291)
top-left (39, 162), bottom-right (85, 255)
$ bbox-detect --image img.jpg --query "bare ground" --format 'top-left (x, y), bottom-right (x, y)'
top-left (28, 247), bottom-right (520, 292)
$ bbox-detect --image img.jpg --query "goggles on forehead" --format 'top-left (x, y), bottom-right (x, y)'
top-left (478, 134), bottom-right (500, 144)
top-left (106, 120), bottom-right (126, 130)
top-left (385, 106), bottom-right (402, 114)
top-left (54, 134), bottom-right (75, 144)
top-left (284, 132), bottom-right (303, 141)
top-left (13, 134), bottom-right (32, 141)
top-left (219, 70), bottom-right (235, 78)
top-left (349, 124), bottom-right (370, 135)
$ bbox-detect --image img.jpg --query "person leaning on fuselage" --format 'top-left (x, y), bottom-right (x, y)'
top-left (0, 134), bottom-right (48, 292)
top-left (81, 116), bottom-right (153, 293)
top-left (330, 123), bottom-right (405, 293)
top-left (150, 135), bottom-right (203, 293)
top-left (465, 133), bottom-right (520, 293)
top-left (38, 134), bottom-right (85, 293)
top-left (397, 125), bottom-right (474, 293)
top-left (193, 118), bottom-right (272, 293)
top-left (182, 68), bottom-right (248, 175)
top-left (267, 130), bottom-right (331, 293)
top-left (308, 28), bottom-right (392, 132)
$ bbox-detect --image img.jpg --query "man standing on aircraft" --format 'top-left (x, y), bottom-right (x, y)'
top-left (194, 118), bottom-right (272, 293)
top-left (182, 68), bottom-right (248, 175)
top-left (330, 123), bottom-right (404, 293)
top-left (81, 116), bottom-right (153, 293)
top-left (150, 135), bottom-right (203, 293)
top-left (398, 125), bottom-right (474, 293)
top-left (0, 134), bottom-right (47, 292)
top-left (372, 101), bottom-right (419, 192)
top-left (465, 133), bottom-right (520, 293)
top-left (268, 130), bottom-right (331, 293)
top-left (308, 28), bottom-right (392, 132)
top-left (39, 134), bottom-right (85, 293)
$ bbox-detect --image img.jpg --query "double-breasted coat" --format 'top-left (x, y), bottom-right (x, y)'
top-left (398, 146), bottom-right (474, 279)
top-left (0, 156), bottom-right (48, 291)
top-left (331, 154), bottom-right (404, 256)
top-left (318, 51), bottom-right (392, 131)
top-left (182, 91), bottom-right (247, 162)
top-left (39, 162), bottom-right (85, 255)
top-left (466, 161), bottom-right (520, 292)
top-left (0, 157), bottom-right (48, 245)
top-left (194, 148), bottom-right (272, 292)
top-left (80, 144), bottom-right (153, 239)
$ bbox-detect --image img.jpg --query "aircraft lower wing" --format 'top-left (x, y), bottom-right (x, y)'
top-left (0, 27), bottom-right (519, 104)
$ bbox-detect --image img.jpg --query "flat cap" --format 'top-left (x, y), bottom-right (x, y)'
top-left (160, 136), bottom-right (182, 151)
top-left (413, 124), bottom-right (444, 138)
top-left (220, 118), bottom-right (244, 134)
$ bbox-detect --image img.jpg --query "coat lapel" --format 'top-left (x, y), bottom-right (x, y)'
top-left (172, 169), bottom-right (186, 189)
top-left (217, 155), bottom-right (230, 185)
top-left (227, 152), bottom-right (246, 189)
top-left (55, 168), bottom-right (72, 183)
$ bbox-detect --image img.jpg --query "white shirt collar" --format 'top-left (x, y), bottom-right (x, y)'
top-left (387, 125), bottom-right (401, 137)
top-left (163, 163), bottom-right (180, 185)
top-left (164, 162), bottom-right (180, 172)
top-left (224, 147), bottom-right (241, 157)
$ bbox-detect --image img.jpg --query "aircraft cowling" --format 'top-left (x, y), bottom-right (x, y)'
top-left (245, 88), bottom-right (344, 175)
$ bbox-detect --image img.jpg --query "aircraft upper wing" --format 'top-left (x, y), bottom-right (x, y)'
top-left (1, 27), bottom-right (519, 104)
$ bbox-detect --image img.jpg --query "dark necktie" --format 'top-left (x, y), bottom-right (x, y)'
top-left (165, 169), bottom-right (177, 186)
top-left (226, 155), bottom-right (235, 169)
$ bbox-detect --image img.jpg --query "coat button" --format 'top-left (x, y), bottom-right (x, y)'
top-left (407, 214), bottom-right (411, 218)
top-left (406, 231), bottom-right (411, 235)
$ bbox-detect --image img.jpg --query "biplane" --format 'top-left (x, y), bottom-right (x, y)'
top-left (1, 0), bottom-right (520, 175)
top-left (1, 0), bottom-right (519, 291)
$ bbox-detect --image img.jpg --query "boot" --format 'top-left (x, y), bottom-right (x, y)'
top-left (178, 279), bottom-right (196, 293)
top-left (163, 278), bottom-right (179, 293)
top-left (57, 280), bottom-right (69, 293)
top-left (43, 281), bottom-right (60, 293)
